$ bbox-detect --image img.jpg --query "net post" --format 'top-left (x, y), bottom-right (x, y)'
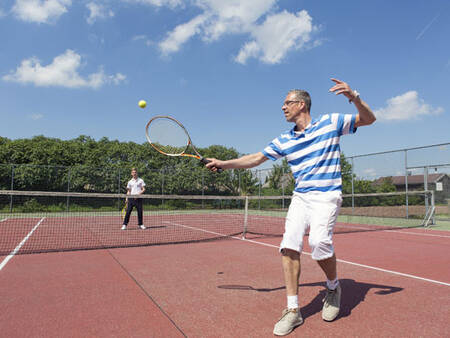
top-left (431, 190), bottom-right (435, 225)
top-left (422, 190), bottom-right (436, 227)
top-left (242, 196), bottom-right (249, 239)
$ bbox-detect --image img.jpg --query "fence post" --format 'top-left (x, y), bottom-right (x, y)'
top-left (201, 170), bottom-right (204, 208)
top-left (447, 199), bottom-right (450, 219)
top-left (258, 170), bottom-right (261, 210)
top-left (405, 150), bottom-right (409, 218)
top-left (117, 168), bottom-right (121, 211)
top-left (118, 168), bottom-right (121, 194)
top-left (242, 196), bottom-right (249, 239)
top-left (282, 167), bottom-right (285, 209)
top-left (161, 168), bottom-right (165, 195)
top-left (351, 157), bottom-right (355, 215)
top-left (424, 166), bottom-right (429, 213)
top-left (66, 167), bottom-right (71, 212)
top-left (9, 164), bottom-right (14, 212)
top-left (238, 170), bottom-right (241, 208)
top-left (431, 190), bottom-right (435, 225)
top-left (238, 170), bottom-right (241, 196)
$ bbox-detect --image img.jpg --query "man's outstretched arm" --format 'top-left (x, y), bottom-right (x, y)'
top-left (206, 152), bottom-right (268, 172)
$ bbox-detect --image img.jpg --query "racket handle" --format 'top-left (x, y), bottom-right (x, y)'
top-left (200, 158), bottom-right (223, 173)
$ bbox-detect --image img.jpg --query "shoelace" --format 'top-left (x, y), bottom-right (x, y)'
top-left (323, 288), bottom-right (337, 306)
top-left (279, 308), bottom-right (297, 320)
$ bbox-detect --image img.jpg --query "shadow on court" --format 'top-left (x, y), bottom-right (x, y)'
top-left (217, 278), bottom-right (403, 321)
top-left (125, 226), bottom-right (167, 230)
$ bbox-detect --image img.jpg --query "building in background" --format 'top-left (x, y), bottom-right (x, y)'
top-left (373, 173), bottom-right (450, 203)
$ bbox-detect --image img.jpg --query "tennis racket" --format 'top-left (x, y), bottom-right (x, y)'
top-left (121, 199), bottom-right (128, 221)
top-left (145, 115), bottom-right (222, 172)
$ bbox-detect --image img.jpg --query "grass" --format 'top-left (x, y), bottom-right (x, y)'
top-left (2, 205), bottom-right (449, 232)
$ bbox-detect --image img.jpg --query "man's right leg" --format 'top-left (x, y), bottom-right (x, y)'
top-left (282, 249), bottom-right (301, 297)
top-left (274, 249), bottom-right (303, 336)
top-left (122, 200), bottom-right (134, 229)
top-left (273, 195), bottom-right (307, 336)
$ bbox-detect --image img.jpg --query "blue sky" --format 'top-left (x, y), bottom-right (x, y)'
top-left (1, 0), bottom-right (449, 177)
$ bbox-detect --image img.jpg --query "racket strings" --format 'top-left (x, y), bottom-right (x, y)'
top-left (147, 118), bottom-right (190, 156)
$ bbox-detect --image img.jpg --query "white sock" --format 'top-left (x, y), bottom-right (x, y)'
top-left (326, 278), bottom-right (339, 290)
top-left (287, 295), bottom-right (298, 309)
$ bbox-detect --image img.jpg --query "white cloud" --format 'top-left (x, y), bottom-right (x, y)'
top-left (374, 91), bottom-right (444, 121)
top-left (132, 35), bottom-right (154, 46)
top-left (29, 113), bottom-right (44, 120)
top-left (235, 10), bottom-right (317, 64)
top-left (12, 0), bottom-right (72, 24)
top-left (363, 168), bottom-right (377, 178)
top-left (159, 0), bottom-right (276, 54)
top-left (86, 2), bottom-right (114, 25)
top-left (125, 0), bottom-right (183, 8)
top-left (157, 1), bottom-right (320, 64)
top-left (2, 49), bottom-right (126, 89)
top-left (110, 72), bottom-right (126, 85)
top-left (197, 0), bottom-right (276, 41)
top-left (159, 14), bottom-right (208, 54)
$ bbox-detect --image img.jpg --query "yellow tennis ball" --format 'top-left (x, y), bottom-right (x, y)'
top-left (138, 100), bottom-right (147, 108)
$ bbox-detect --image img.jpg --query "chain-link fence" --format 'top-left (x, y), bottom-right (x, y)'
top-left (349, 143), bottom-right (450, 221)
top-left (1, 143), bottom-right (449, 219)
top-left (0, 163), bottom-right (265, 195)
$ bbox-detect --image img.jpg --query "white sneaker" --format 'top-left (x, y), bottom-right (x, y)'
top-left (121, 225), bottom-right (127, 230)
top-left (139, 224), bottom-right (146, 230)
top-left (273, 308), bottom-right (303, 336)
top-left (322, 284), bottom-right (341, 321)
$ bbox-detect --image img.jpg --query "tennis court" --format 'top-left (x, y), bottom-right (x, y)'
top-left (0, 190), bottom-right (449, 337)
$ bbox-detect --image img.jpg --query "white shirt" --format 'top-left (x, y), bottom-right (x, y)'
top-left (127, 177), bottom-right (146, 195)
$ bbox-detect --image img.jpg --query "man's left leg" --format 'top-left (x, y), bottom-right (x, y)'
top-left (308, 191), bottom-right (342, 322)
top-left (137, 199), bottom-right (145, 229)
top-left (317, 254), bottom-right (341, 321)
top-left (317, 253), bottom-right (336, 281)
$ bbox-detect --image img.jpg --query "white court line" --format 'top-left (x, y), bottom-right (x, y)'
top-left (248, 216), bottom-right (450, 238)
top-left (335, 225), bottom-right (450, 238)
top-left (334, 257), bottom-right (450, 287)
top-left (381, 229), bottom-right (450, 238)
top-left (163, 220), bottom-right (450, 287)
top-left (0, 218), bottom-right (8, 223)
top-left (0, 217), bottom-right (45, 271)
top-left (163, 221), bottom-right (276, 249)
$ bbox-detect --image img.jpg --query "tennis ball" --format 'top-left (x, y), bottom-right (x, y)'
top-left (138, 100), bottom-right (147, 108)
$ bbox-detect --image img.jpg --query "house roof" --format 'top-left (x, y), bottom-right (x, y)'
top-left (373, 173), bottom-right (447, 186)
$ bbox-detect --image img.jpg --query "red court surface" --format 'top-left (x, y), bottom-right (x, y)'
top-left (1, 225), bottom-right (449, 337)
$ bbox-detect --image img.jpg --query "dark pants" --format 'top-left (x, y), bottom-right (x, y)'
top-left (123, 198), bottom-right (143, 226)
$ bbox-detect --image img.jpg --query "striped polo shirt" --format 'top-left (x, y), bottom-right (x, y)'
top-left (262, 113), bottom-right (356, 194)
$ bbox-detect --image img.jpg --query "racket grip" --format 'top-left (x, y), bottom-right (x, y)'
top-left (201, 158), bottom-right (223, 173)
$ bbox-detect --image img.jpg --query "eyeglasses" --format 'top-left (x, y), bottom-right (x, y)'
top-left (283, 100), bottom-right (300, 106)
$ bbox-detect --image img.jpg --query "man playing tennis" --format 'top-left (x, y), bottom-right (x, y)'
top-left (121, 168), bottom-right (146, 230)
top-left (206, 78), bottom-right (376, 336)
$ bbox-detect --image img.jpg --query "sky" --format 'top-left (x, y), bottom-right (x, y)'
top-left (1, 0), bottom-right (449, 177)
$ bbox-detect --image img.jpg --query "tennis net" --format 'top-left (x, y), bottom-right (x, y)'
top-left (0, 190), bottom-right (434, 255)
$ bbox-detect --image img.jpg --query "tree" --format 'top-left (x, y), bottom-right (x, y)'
top-left (0, 136), bottom-right (264, 196)
top-left (265, 158), bottom-right (291, 191)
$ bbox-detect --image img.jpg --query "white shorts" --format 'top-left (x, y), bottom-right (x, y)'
top-left (280, 191), bottom-right (342, 260)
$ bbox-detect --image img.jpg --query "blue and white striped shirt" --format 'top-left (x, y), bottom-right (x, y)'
top-left (262, 113), bottom-right (356, 194)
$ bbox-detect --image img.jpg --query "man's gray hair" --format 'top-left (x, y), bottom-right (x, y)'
top-left (288, 89), bottom-right (311, 112)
